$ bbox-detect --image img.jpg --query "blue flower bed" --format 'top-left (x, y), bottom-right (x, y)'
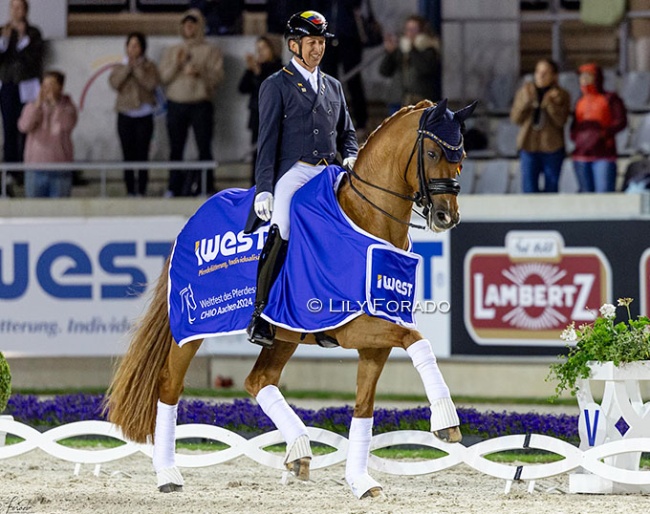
top-left (5, 394), bottom-right (579, 442)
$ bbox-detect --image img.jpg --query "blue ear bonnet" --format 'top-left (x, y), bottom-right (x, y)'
top-left (418, 99), bottom-right (478, 163)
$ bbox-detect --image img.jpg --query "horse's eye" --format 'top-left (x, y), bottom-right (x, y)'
top-left (427, 150), bottom-right (439, 160)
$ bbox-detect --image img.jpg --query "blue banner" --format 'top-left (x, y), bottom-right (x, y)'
top-left (168, 188), bottom-right (268, 345)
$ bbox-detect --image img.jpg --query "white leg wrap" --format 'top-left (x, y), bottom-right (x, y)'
top-left (156, 466), bottom-right (184, 488)
top-left (430, 397), bottom-right (460, 432)
top-left (284, 433), bottom-right (312, 465)
top-left (256, 385), bottom-right (308, 448)
top-left (345, 417), bottom-right (382, 499)
top-left (407, 339), bottom-right (459, 431)
top-left (152, 400), bottom-right (177, 472)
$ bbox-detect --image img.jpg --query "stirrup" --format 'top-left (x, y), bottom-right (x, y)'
top-left (246, 312), bottom-right (275, 347)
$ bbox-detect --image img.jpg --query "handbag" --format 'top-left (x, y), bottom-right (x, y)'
top-left (356, 0), bottom-right (383, 48)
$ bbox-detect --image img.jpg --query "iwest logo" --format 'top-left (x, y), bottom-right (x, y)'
top-left (0, 241), bottom-right (171, 300)
top-left (195, 228), bottom-right (268, 266)
top-left (376, 274), bottom-right (414, 297)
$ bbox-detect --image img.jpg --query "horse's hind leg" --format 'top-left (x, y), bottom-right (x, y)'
top-left (155, 339), bottom-right (203, 493)
top-left (244, 341), bottom-right (311, 480)
top-left (345, 348), bottom-right (390, 499)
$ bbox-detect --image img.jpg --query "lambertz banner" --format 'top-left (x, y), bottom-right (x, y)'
top-left (451, 220), bottom-right (650, 356)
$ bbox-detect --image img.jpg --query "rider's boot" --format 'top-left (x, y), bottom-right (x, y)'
top-left (247, 224), bottom-right (288, 347)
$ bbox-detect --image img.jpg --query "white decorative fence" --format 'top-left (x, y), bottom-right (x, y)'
top-left (2, 417), bottom-right (650, 494)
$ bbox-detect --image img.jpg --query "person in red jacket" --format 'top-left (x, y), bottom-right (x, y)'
top-left (570, 62), bottom-right (627, 192)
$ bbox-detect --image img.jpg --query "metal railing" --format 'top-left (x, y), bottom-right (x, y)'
top-left (0, 160), bottom-right (217, 198)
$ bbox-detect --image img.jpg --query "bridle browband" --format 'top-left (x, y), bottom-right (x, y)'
top-left (345, 121), bottom-right (461, 231)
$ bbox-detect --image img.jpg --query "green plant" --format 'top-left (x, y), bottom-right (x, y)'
top-left (0, 351), bottom-right (11, 412)
top-left (547, 298), bottom-right (650, 397)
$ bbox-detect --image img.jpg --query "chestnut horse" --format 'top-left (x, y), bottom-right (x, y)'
top-left (105, 99), bottom-right (476, 499)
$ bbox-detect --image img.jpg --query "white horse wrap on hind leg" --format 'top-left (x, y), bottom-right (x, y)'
top-left (153, 400), bottom-right (184, 490)
top-left (256, 385), bottom-right (313, 468)
top-left (346, 417), bottom-right (382, 499)
top-left (406, 339), bottom-right (459, 431)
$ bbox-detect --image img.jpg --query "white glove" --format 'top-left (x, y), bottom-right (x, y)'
top-left (343, 156), bottom-right (357, 170)
top-left (254, 191), bottom-right (273, 221)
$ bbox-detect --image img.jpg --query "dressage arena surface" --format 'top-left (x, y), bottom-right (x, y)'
top-left (2, 450), bottom-right (650, 514)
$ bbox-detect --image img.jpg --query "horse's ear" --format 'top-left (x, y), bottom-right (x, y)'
top-left (454, 100), bottom-right (478, 123)
top-left (429, 98), bottom-right (448, 120)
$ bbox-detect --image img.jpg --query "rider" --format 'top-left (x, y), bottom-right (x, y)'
top-left (245, 10), bottom-right (359, 346)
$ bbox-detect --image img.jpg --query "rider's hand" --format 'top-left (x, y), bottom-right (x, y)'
top-left (254, 191), bottom-right (273, 221)
top-left (343, 156), bottom-right (357, 170)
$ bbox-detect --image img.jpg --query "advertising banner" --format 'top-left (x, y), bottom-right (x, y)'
top-left (0, 217), bottom-right (183, 357)
top-left (451, 220), bottom-right (650, 356)
top-left (1, 217), bottom-right (453, 359)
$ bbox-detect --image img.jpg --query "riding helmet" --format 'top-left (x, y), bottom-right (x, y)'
top-left (285, 11), bottom-right (334, 39)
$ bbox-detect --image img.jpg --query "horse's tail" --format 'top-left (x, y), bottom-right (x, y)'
top-left (104, 257), bottom-right (172, 443)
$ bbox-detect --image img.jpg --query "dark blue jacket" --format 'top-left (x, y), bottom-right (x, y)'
top-left (254, 60), bottom-right (358, 194)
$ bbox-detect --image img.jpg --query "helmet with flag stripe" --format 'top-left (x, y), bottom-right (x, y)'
top-left (285, 11), bottom-right (334, 39)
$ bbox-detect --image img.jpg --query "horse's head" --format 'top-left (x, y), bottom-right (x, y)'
top-left (406, 99), bottom-right (477, 232)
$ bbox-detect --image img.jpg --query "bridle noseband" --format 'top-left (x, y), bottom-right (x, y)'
top-left (346, 120), bottom-right (461, 231)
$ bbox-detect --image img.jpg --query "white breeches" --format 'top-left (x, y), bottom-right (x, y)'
top-left (271, 161), bottom-right (326, 239)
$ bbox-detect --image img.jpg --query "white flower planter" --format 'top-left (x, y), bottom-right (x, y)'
top-left (570, 360), bottom-right (650, 494)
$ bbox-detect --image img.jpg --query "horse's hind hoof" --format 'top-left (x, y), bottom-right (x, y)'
top-left (360, 487), bottom-right (383, 499)
top-left (158, 483), bottom-right (183, 493)
top-left (433, 426), bottom-right (462, 443)
top-left (286, 457), bottom-right (311, 481)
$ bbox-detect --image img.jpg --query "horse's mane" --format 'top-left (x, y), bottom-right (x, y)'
top-left (358, 100), bottom-right (435, 152)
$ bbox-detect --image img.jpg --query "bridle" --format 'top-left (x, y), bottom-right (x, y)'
top-left (346, 114), bottom-right (462, 231)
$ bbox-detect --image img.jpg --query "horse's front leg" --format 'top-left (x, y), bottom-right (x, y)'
top-left (345, 347), bottom-right (390, 499)
top-left (155, 339), bottom-right (202, 493)
top-left (335, 316), bottom-right (461, 443)
top-left (244, 340), bottom-right (312, 480)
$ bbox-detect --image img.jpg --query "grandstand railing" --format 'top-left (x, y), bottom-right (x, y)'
top-left (0, 160), bottom-right (217, 198)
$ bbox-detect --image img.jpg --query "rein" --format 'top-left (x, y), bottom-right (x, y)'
top-left (346, 129), bottom-right (461, 231)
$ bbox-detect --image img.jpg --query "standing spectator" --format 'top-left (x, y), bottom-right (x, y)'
top-left (0, 0), bottom-right (43, 195)
top-left (570, 62), bottom-right (627, 192)
top-left (510, 58), bottom-right (571, 193)
top-left (159, 9), bottom-right (224, 197)
top-left (237, 35), bottom-right (282, 185)
top-left (315, 0), bottom-right (369, 136)
top-left (379, 14), bottom-right (440, 108)
top-left (18, 70), bottom-right (77, 198)
top-left (109, 32), bottom-right (160, 197)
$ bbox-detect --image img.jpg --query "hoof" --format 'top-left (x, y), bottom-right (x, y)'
top-left (347, 473), bottom-right (383, 499)
top-left (158, 483), bottom-right (183, 493)
top-left (433, 426), bottom-right (462, 443)
top-left (285, 456), bottom-right (311, 481)
top-left (360, 486), bottom-right (383, 499)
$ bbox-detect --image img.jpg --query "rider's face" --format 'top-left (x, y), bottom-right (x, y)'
top-left (292, 36), bottom-right (326, 71)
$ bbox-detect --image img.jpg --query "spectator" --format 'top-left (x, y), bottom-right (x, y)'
top-left (570, 62), bottom-right (627, 192)
top-left (159, 9), bottom-right (224, 197)
top-left (510, 58), bottom-right (571, 193)
top-left (315, 0), bottom-right (369, 135)
top-left (379, 15), bottom-right (440, 108)
top-left (0, 0), bottom-right (44, 195)
top-left (18, 70), bottom-right (77, 198)
top-left (237, 35), bottom-right (282, 185)
top-left (109, 32), bottom-right (160, 197)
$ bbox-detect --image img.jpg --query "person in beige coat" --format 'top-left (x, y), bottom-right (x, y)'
top-left (109, 32), bottom-right (160, 197)
top-left (159, 9), bottom-right (224, 197)
top-left (510, 58), bottom-right (571, 193)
